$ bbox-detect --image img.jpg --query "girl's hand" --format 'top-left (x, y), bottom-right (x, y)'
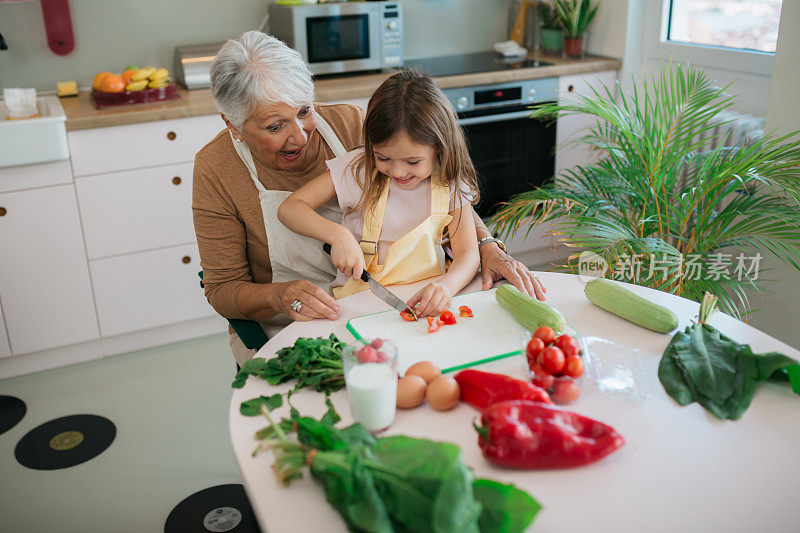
top-left (331, 229), bottom-right (366, 281)
top-left (407, 282), bottom-right (453, 317)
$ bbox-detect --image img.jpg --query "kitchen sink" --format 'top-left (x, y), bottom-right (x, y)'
top-left (0, 95), bottom-right (69, 168)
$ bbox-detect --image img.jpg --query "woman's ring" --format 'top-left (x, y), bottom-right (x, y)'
top-left (291, 299), bottom-right (303, 313)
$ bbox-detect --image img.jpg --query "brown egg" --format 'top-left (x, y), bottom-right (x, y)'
top-left (396, 375), bottom-right (427, 409)
top-left (405, 361), bottom-right (441, 384)
top-left (426, 376), bottom-right (460, 411)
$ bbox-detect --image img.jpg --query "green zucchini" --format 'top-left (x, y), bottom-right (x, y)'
top-left (496, 284), bottom-right (567, 332)
top-left (584, 278), bottom-right (678, 333)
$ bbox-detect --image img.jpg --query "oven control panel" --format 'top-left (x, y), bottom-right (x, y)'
top-left (442, 77), bottom-right (558, 113)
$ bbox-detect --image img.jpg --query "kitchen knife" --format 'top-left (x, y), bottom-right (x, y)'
top-left (323, 243), bottom-right (417, 320)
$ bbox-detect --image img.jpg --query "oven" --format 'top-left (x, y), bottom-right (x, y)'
top-left (442, 78), bottom-right (558, 218)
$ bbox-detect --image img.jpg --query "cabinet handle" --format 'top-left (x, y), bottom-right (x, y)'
top-left (182, 256), bottom-right (191, 264)
top-left (167, 131), bottom-right (177, 141)
top-left (172, 176), bottom-right (182, 185)
top-left (568, 84), bottom-right (575, 92)
top-left (0, 207), bottom-right (6, 217)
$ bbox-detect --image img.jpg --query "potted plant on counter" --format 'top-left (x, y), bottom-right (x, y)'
top-left (554, 0), bottom-right (599, 58)
top-left (538, 1), bottom-right (563, 54)
top-left (489, 63), bottom-right (800, 318)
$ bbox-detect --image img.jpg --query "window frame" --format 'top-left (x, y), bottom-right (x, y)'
top-left (643, 0), bottom-right (776, 76)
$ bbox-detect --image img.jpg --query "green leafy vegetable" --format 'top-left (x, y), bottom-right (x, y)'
top-left (246, 400), bottom-right (541, 532)
top-left (239, 394), bottom-right (283, 416)
top-left (659, 293), bottom-right (800, 420)
top-left (232, 334), bottom-right (348, 393)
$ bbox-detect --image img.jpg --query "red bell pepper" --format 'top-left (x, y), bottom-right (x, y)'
top-left (427, 317), bottom-right (440, 333)
top-left (454, 369), bottom-right (552, 409)
top-left (475, 400), bottom-right (625, 469)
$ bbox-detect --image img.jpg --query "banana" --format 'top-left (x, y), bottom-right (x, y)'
top-left (131, 67), bottom-right (156, 81)
top-left (148, 67), bottom-right (169, 81)
top-left (125, 80), bottom-right (149, 92)
top-left (148, 77), bottom-right (173, 89)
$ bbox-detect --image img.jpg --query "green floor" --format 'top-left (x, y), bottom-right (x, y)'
top-left (0, 333), bottom-right (244, 532)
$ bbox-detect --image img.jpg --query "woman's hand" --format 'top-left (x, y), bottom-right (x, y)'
top-left (272, 279), bottom-right (341, 322)
top-left (479, 242), bottom-right (547, 300)
top-left (331, 228), bottom-right (366, 281)
top-left (407, 282), bottom-right (453, 318)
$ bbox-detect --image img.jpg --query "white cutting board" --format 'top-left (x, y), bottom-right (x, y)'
top-left (345, 288), bottom-right (528, 374)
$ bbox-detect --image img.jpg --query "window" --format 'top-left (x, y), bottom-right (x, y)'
top-left (643, 0), bottom-right (782, 76)
top-left (666, 0), bottom-right (783, 53)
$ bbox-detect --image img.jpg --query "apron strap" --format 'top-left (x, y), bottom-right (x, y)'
top-left (315, 112), bottom-right (347, 157)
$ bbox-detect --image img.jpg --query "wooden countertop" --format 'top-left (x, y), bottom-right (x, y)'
top-left (61, 54), bottom-right (621, 131)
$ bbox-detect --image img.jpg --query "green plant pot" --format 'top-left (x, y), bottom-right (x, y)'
top-left (564, 36), bottom-right (584, 58)
top-left (540, 28), bottom-right (563, 54)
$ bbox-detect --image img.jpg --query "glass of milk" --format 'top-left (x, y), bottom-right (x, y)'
top-left (343, 339), bottom-right (398, 433)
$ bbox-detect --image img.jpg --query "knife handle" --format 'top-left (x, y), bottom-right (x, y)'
top-left (322, 243), bottom-right (370, 282)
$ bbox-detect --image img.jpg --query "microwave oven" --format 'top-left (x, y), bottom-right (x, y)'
top-left (268, 1), bottom-right (403, 76)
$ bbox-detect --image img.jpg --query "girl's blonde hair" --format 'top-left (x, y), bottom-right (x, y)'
top-left (353, 70), bottom-right (479, 213)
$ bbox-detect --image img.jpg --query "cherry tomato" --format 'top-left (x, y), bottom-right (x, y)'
top-left (526, 337), bottom-right (545, 359)
top-left (357, 346), bottom-right (378, 363)
top-left (554, 334), bottom-right (578, 352)
top-left (530, 366), bottom-right (556, 391)
top-left (427, 316), bottom-right (440, 333)
top-left (561, 342), bottom-right (580, 358)
top-left (370, 338), bottom-right (384, 349)
top-left (533, 326), bottom-right (556, 346)
top-left (458, 305), bottom-right (474, 318)
top-left (439, 310), bottom-right (457, 325)
top-left (551, 379), bottom-right (580, 404)
top-left (400, 310), bottom-right (417, 322)
top-left (564, 356), bottom-right (584, 378)
top-left (541, 346), bottom-right (566, 374)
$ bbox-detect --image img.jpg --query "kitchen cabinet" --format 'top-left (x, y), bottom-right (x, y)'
top-left (555, 70), bottom-right (618, 177)
top-left (0, 185), bottom-right (99, 355)
top-left (75, 162), bottom-right (195, 259)
top-left (90, 243), bottom-right (212, 337)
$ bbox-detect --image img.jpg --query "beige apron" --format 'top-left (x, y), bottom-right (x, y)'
top-left (230, 113), bottom-right (347, 337)
top-left (333, 172), bottom-right (452, 299)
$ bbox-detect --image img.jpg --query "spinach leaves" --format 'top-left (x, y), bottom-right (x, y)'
top-left (232, 334), bottom-right (347, 393)
top-left (658, 293), bottom-right (800, 420)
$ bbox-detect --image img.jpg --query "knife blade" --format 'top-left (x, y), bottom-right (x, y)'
top-left (322, 243), bottom-right (417, 320)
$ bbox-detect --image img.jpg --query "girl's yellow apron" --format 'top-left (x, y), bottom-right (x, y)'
top-left (333, 173), bottom-right (452, 299)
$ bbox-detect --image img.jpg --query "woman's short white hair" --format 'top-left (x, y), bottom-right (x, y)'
top-left (211, 31), bottom-right (314, 129)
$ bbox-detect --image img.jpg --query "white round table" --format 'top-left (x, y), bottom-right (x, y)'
top-left (229, 272), bottom-right (800, 533)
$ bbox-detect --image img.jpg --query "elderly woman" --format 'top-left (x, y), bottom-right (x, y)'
top-left (193, 31), bottom-right (547, 364)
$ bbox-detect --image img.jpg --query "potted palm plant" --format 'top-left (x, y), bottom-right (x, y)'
top-left (490, 63), bottom-right (800, 318)
top-left (554, 0), bottom-right (599, 58)
top-left (538, 1), bottom-right (563, 55)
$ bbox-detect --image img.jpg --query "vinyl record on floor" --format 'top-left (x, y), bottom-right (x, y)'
top-left (165, 483), bottom-right (260, 533)
top-left (14, 414), bottom-right (116, 470)
top-left (0, 395), bottom-right (27, 435)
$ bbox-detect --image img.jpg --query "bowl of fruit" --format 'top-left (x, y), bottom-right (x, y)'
top-left (91, 66), bottom-right (179, 108)
top-left (522, 326), bottom-right (588, 405)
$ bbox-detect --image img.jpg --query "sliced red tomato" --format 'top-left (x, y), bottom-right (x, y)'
top-left (458, 305), bottom-right (474, 318)
top-left (400, 310), bottom-right (417, 322)
top-left (427, 316), bottom-right (440, 333)
top-left (439, 310), bottom-right (457, 325)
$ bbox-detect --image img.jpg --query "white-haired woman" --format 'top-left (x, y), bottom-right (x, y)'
top-left (193, 31), bottom-right (546, 364)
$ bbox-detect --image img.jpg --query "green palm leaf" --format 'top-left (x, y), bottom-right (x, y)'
top-left (490, 62), bottom-right (800, 319)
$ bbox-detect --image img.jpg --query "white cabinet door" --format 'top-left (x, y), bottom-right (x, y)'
top-left (68, 114), bottom-right (223, 177)
top-left (90, 243), bottom-right (215, 337)
top-left (0, 299), bottom-right (11, 359)
top-left (555, 70), bottom-right (618, 176)
top-left (0, 186), bottom-right (99, 355)
top-left (75, 162), bottom-right (195, 259)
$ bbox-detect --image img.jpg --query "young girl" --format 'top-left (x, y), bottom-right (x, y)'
top-left (278, 70), bottom-right (480, 317)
